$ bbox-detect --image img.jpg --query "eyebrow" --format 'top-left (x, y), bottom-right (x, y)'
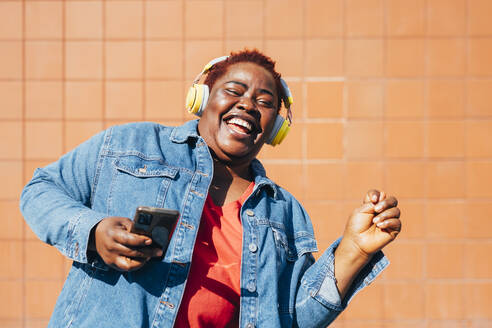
top-left (225, 80), bottom-right (274, 97)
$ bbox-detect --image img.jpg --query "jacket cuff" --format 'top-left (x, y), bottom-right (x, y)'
top-left (309, 237), bottom-right (389, 311)
top-left (65, 208), bottom-right (107, 265)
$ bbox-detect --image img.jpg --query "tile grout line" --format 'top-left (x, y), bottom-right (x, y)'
top-left (61, 0), bottom-right (67, 292)
top-left (142, 0), bottom-right (146, 121)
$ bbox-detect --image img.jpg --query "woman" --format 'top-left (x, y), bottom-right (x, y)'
top-left (21, 50), bottom-right (401, 327)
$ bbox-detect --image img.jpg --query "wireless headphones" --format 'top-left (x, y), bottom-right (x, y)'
top-left (185, 56), bottom-right (293, 146)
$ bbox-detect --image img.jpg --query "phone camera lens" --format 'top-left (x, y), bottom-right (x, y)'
top-left (138, 212), bottom-right (152, 225)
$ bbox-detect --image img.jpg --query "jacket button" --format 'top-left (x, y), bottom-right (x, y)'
top-left (246, 282), bottom-right (256, 293)
top-left (245, 209), bottom-right (254, 216)
top-left (248, 243), bottom-right (257, 253)
top-left (246, 323), bottom-right (255, 328)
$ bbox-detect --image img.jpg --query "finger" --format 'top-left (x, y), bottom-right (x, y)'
top-left (372, 207), bottom-right (401, 224)
top-left (357, 202), bottom-right (377, 214)
top-left (113, 243), bottom-right (163, 258)
top-left (112, 229), bottom-right (152, 247)
top-left (113, 255), bottom-right (148, 272)
top-left (379, 190), bottom-right (386, 202)
top-left (364, 189), bottom-right (381, 204)
top-left (376, 218), bottom-right (402, 238)
top-left (374, 196), bottom-right (398, 213)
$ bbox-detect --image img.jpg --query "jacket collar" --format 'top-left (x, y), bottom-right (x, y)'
top-left (170, 120), bottom-right (279, 199)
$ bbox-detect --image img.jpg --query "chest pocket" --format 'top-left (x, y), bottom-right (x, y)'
top-left (109, 155), bottom-right (178, 217)
top-left (271, 224), bottom-right (317, 262)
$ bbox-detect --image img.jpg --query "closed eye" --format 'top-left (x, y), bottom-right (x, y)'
top-left (225, 88), bottom-right (241, 96)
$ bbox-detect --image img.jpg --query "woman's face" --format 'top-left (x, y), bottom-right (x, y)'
top-left (197, 62), bottom-right (279, 166)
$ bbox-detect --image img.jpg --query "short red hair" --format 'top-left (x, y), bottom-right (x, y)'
top-left (203, 49), bottom-right (284, 109)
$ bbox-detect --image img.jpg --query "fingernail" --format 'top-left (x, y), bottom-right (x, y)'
top-left (377, 221), bottom-right (385, 228)
top-left (145, 239), bottom-right (152, 245)
top-left (375, 204), bottom-right (382, 212)
top-left (373, 217), bottom-right (380, 224)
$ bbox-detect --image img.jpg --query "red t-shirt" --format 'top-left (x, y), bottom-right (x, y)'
top-left (174, 182), bottom-right (255, 327)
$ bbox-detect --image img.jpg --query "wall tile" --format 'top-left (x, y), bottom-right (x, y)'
top-left (25, 1), bottom-right (62, 40)
top-left (383, 282), bottom-right (425, 319)
top-left (0, 122), bottom-right (22, 160)
top-left (25, 240), bottom-right (64, 280)
top-left (469, 0), bottom-right (492, 36)
top-left (426, 282), bottom-right (465, 319)
top-left (344, 161), bottom-right (383, 200)
top-left (386, 0), bottom-right (426, 36)
top-left (386, 39), bottom-right (425, 77)
top-left (304, 202), bottom-right (345, 242)
top-left (145, 81), bottom-right (184, 121)
top-left (145, 41), bottom-right (183, 79)
top-left (306, 82), bottom-right (343, 118)
top-left (25, 281), bottom-right (62, 319)
top-left (145, 0), bottom-right (182, 39)
top-left (466, 162), bottom-right (492, 198)
top-left (25, 41), bottom-right (63, 80)
top-left (427, 121), bottom-right (465, 158)
top-left (345, 39), bottom-right (383, 77)
top-left (467, 80), bottom-right (492, 117)
top-left (385, 80), bottom-right (425, 118)
top-left (426, 202), bottom-right (465, 239)
top-left (466, 121), bottom-right (492, 158)
top-left (105, 1), bottom-right (143, 39)
top-left (381, 241), bottom-right (424, 279)
top-left (347, 81), bottom-right (383, 119)
top-left (345, 121), bottom-right (384, 159)
top-left (427, 161), bottom-right (465, 198)
top-left (25, 121), bottom-right (63, 160)
top-left (306, 123), bottom-right (343, 159)
top-left (396, 201), bottom-right (425, 239)
top-left (185, 0), bottom-right (223, 39)
top-left (466, 201), bottom-right (492, 238)
top-left (464, 242), bottom-right (492, 279)
top-left (465, 283), bottom-right (492, 319)
top-left (344, 283), bottom-right (384, 319)
top-left (305, 0), bottom-right (342, 38)
top-left (305, 40), bottom-right (344, 77)
top-left (265, 0), bottom-right (303, 38)
top-left (105, 81), bottom-right (143, 120)
top-left (184, 41), bottom-right (224, 79)
top-left (0, 42), bottom-right (22, 79)
top-left (426, 242), bottom-right (464, 278)
top-left (259, 121), bottom-right (303, 160)
top-left (65, 81), bottom-right (103, 120)
top-left (0, 2), bottom-right (22, 40)
top-left (263, 163), bottom-right (303, 200)
top-left (306, 163), bottom-right (344, 200)
top-left (225, 1), bottom-right (263, 39)
top-left (0, 282), bottom-right (22, 319)
top-left (264, 40), bottom-right (303, 77)
top-left (385, 162), bottom-right (426, 199)
top-left (468, 39), bottom-right (492, 76)
top-left (64, 121), bottom-right (104, 151)
top-left (0, 200), bottom-right (24, 240)
top-left (65, 1), bottom-right (103, 39)
top-left (428, 39), bottom-right (466, 77)
top-left (105, 41), bottom-right (142, 79)
top-left (428, 0), bottom-right (466, 36)
top-left (385, 121), bottom-right (425, 158)
top-left (0, 161), bottom-right (24, 199)
top-left (25, 81), bottom-right (63, 119)
top-left (0, 241), bottom-right (22, 279)
top-left (345, 0), bottom-right (383, 37)
top-left (427, 80), bottom-right (465, 118)
top-left (0, 82), bottom-right (22, 119)
top-left (65, 41), bottom-right (103, 79)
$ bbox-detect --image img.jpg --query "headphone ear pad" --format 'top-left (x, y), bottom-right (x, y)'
top-left (267, 115), bottom-right (290, 146)
top-left (185, 84), bottom-right (209, 117)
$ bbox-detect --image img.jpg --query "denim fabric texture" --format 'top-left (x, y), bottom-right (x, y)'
top-left (20, 120), bottom-right (388, 328)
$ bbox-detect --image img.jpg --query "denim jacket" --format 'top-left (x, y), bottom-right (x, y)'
top-left (20, 120), bottom-right (388, 328)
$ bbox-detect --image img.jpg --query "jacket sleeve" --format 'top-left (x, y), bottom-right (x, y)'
top-left (294, 238), bottom-right (389, 328)
top-left (20, 128), bottom-right (110, 264)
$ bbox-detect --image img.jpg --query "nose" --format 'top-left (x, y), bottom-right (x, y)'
top-left (237, 96), bottom-right (257, 112)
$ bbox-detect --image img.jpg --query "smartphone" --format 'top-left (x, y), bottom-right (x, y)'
top-left (130, 206), bottom-right (179, 253)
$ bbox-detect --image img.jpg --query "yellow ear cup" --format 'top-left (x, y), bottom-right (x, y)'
top-left (270, 119), bottom-right (290, 146)
top-left (185, 84), bottom-right (209, 116)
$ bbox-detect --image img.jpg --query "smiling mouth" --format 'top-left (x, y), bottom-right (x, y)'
top-left (224, 117), bottom-right (255, 135)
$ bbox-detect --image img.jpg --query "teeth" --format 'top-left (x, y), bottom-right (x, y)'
top-left (228, 117), bottom-right (252, 132)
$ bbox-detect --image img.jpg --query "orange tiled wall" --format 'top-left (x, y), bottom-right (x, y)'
top-left (1, 0), bottom-right (491, 327)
